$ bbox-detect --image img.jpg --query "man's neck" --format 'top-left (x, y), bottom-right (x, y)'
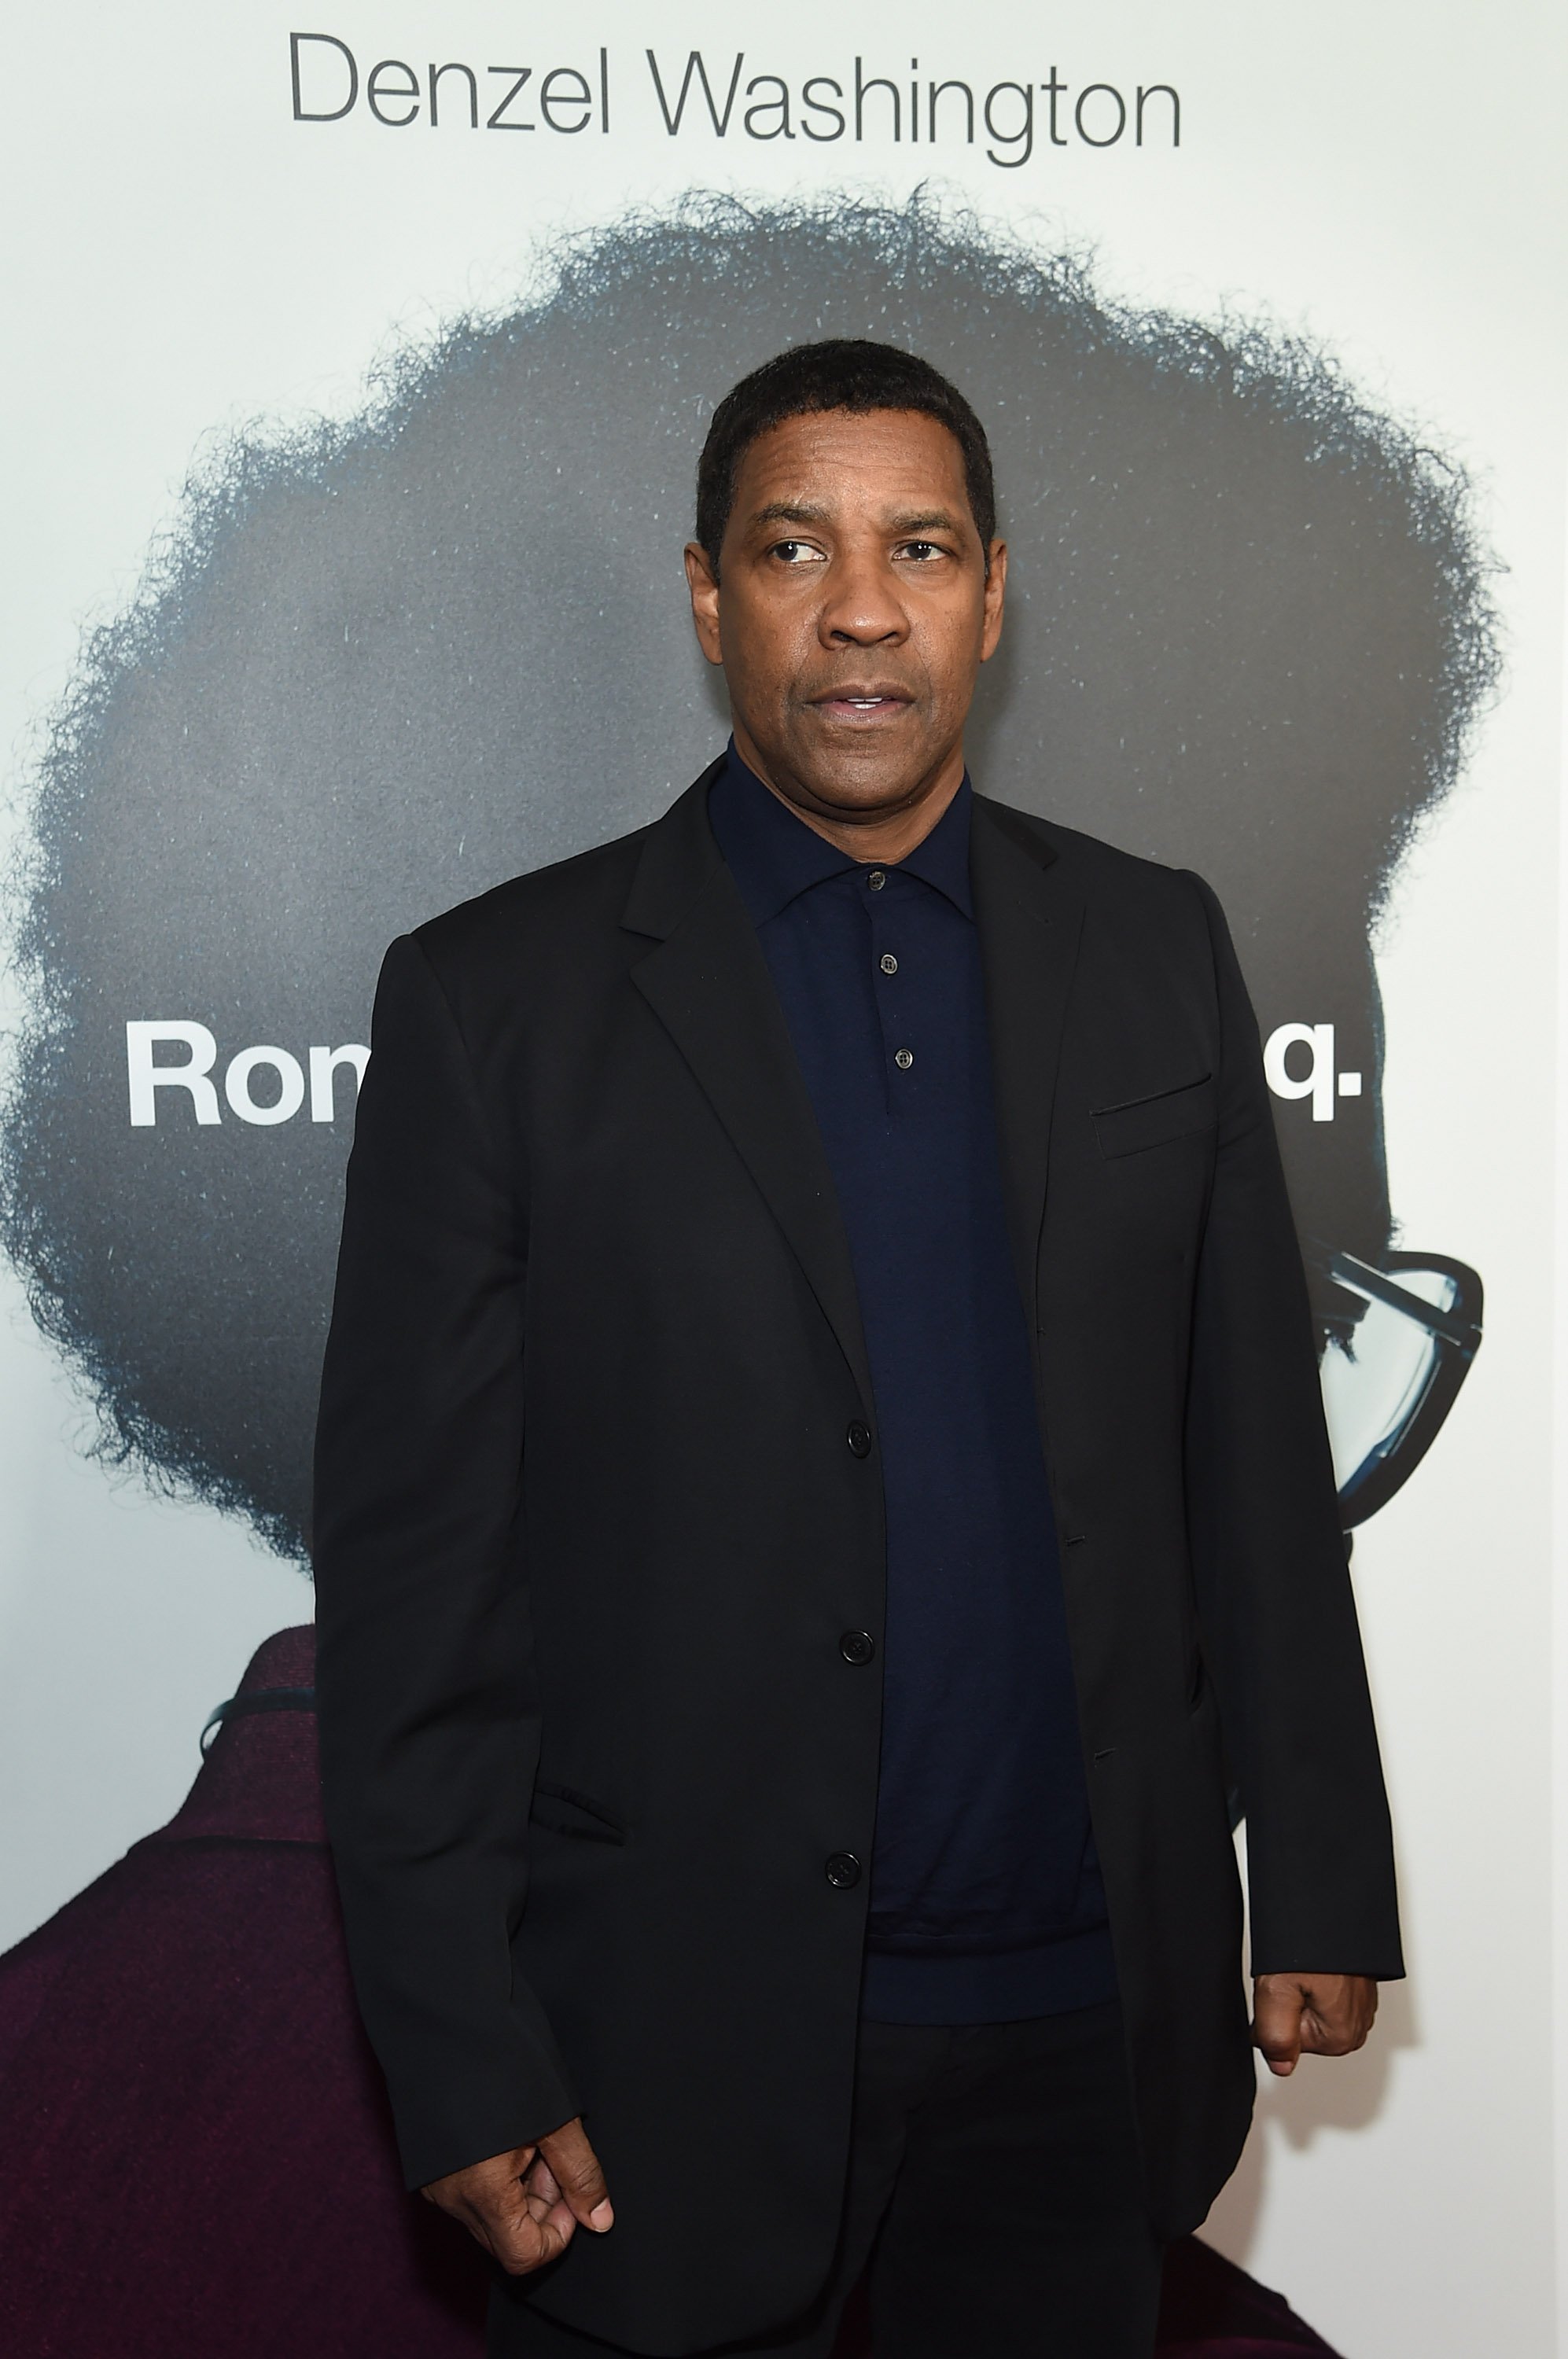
top-left (733, 737), bottom-right (967, 866)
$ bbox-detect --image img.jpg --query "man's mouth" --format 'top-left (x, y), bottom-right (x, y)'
top-left (810, 687), bottom-right (914, 720)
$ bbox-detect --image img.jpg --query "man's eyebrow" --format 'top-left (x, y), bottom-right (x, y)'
top-left (748, 500), bottom-right (831, 531)
top-left (889, 509), bottom-right (964, 536)
top-left (744, 502), bottom-right (966, 535)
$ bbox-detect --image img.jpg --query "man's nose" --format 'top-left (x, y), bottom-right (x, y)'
top-left (817, 550), bottom-right (907, 647)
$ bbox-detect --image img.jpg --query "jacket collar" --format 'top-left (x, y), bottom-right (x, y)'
top-left (969, 798), bottom-right (1084, 1327)
top-left (622, 763), bottom-right (875, 1411)
top-left (620, 758), bottom-right (728, 944)
top-left (621, 769), bottom-right (1083, 1378)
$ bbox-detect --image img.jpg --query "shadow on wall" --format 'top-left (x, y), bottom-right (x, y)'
top-left (1206, 1980), bottom-right (1419, 2260)
top-left (0, 191), bottom-right (1497, 1566)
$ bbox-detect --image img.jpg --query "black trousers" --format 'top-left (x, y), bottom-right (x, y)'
top-left (495, 2000), bottom-right (1163, 2359)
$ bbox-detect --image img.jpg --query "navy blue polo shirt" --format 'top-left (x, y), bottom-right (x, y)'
top-left (709, 748), bottom-right (1115, 2023)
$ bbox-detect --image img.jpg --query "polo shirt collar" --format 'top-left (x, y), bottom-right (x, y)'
top-left (712, 742), bottom-right (975, 926)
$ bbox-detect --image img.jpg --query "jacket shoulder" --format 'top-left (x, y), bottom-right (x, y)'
top-left (980, 794), bottom-right (1216, 919)
top-left (407, 820), bottom-right (653, 986)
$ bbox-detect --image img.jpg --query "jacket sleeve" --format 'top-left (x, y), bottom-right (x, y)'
top-left (1180, 872), bottom-right (1404, 1982)
top-left (312, 930), bottom-right (578, 2190)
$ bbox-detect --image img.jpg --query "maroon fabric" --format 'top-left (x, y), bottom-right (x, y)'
top-left (0, 1625), bottom-right (1341, 2358)
top-left (0, 1627), bottom-right (488, 2357)
top-left (1153, 2235), bottom-right (1344, 2358)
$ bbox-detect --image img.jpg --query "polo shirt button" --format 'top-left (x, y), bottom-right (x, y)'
top-left (845, 1420), bottom-right (872, 1458)
top-left (894, 1049), bottom-right (914, 1071)
top-left (839, 1630), bottom-right (876, 1665)
top-left (867, 870), bottom-right (886, 891)
top-left (879, 953), bottom-right (898, 975)
top-left (825, 1852), bottom-right (862, 1889)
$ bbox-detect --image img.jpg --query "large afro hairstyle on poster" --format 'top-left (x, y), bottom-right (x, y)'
top-left (0, 193), bottom-right (1498, 1565)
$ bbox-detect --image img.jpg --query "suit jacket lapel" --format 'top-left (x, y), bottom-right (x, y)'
top-left (970, 797), bottom-right (1086, 1326)
top-left (624, 771), bottom-right (874, 1412)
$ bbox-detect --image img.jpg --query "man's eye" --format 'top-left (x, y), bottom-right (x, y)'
top-left (771, 539), bottom-right (826, 565)
top-left (897, 540), bottom-right (945, 562)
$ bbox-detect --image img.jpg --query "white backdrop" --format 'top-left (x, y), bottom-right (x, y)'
top-left (3, 6), bottom-right (1566, 2353)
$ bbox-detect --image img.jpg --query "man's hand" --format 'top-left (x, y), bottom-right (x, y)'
top-left (1252, 1971), bottom-right (1378, 2077)
top-left (421, 2117), bottom-right (614, 2276)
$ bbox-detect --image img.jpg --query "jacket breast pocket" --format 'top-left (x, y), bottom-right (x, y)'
top-left (529, 1781), bottom-right (627, 1846)
top-left (1091, 1073), bottom-right (1216, 1160)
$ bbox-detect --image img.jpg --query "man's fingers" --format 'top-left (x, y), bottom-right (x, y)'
top-left (1297, 2009), bottom-right (1353, 2056)
top-left (1297, 1977), bottom-right (1378, 2055)
top-left (416, 2118), bottom-right (612, 2271)
top-left (488, 2207), bottom-right (576, 2275)
top-left (538, 2118), bottom-right (616, 2232)
top-left (419, 2139), bottom-right (584, 2276)
top-left (1253, 1973), bottom-right (1378, 2073)
top-left (463, 2181), bottom-right (576, 2274)
top-left (1250, 1980), bottom-right (1305, 2077)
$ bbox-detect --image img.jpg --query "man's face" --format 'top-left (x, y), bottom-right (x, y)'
top-left (686, 407), bottom-right (1006, 834)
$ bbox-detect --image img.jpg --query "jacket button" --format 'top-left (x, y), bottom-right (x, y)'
top-left (839, 1630), bottom-right (876, 1665)
top-left (825, 1852), bottom-right (862, 1889)
top-left (846, 1420), bottom-right (872, 1458)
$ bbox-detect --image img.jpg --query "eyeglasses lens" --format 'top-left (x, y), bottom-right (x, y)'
top-left (1320, 1267), bottom-right (1458, 1503)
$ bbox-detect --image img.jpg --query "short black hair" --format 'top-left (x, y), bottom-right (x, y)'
top-left (695, 337), bottom-right (997, 569)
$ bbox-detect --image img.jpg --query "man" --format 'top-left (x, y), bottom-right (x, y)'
top-left (314, 340), bottom-right (1402, 2359)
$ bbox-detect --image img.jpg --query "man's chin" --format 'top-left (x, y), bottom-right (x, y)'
top-left (760, 737), bottom-right (955, 826)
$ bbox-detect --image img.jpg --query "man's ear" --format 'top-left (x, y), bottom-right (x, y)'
top-left (684, 543), bottom-right (724, 667)
top-left (980, 540), bottom-right (1008, 664)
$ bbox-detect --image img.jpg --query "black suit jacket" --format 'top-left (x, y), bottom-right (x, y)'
top-left (314, 766), bottom-right (1401, 2356)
